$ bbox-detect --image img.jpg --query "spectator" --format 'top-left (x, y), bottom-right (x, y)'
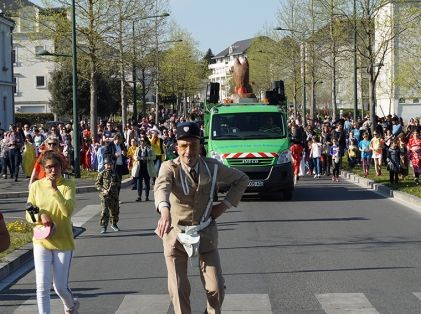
top-left (407, 129), bottom-right (421, 183)
top-left (386, 139), bottom-right (401, 186)
top-left (358, 132), bottom-right (372, 177)
top-left (370, 131), bottom-right (384, 176)
top-left (134, 134), bottom-right (156, 202)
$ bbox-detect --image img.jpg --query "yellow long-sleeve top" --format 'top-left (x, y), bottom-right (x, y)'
top-left (26, 177), bottom-right (76, 251)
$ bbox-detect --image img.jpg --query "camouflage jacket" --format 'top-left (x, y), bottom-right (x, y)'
top-left (96, 169), bottom-right (120, 199)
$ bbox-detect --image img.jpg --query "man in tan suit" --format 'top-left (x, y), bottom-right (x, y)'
top-left (154, 121), bottom-right (249, 314)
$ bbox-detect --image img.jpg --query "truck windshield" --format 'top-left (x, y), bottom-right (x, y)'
top-left (211, 112), bottom-right (286, 140)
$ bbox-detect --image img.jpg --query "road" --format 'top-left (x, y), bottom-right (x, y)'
top-left (2, 176), bottom-right (421, 313)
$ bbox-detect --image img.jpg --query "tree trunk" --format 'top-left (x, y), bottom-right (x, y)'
top-left (90, 58), bottom-right (97, 141)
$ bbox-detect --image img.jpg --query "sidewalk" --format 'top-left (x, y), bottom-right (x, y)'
top-left (0, 175), bottom-right (97, 199)
top-left (341, 169), bottom-right (421, 214)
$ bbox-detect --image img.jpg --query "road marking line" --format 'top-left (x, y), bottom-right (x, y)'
top-left (222, 294), bottom-right (272, 313)
top-left (72, 204), bottom-right (101, 227)
top-left (115, 295), bottom-right (170, 314)
top-left (316, 293), bottom-right (380, 314)
top-left (14, 297), bottom-right (63, 313)
top-left (413, 292), bottom-right (421, 300)
top-left (13, 293), bottom-right (272, 313)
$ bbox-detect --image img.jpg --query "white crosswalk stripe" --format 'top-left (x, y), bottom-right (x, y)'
top-left (316, 293), bottom-right (380, 314)
top-left (116, 295), bottom-right (170, 314)
top-left (222, 293), bottom-right (272, 313)
top-left (13, 296), bottom-right (63, 313)
top-left (413, 292), bottom-right (421, 301)
top-left (13, 293), bottom-right (273, 313)
top-left (71, 204), bottom-right (101, 227)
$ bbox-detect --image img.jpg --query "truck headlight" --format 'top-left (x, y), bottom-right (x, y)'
top-left (210, 151), bottom-right (223, 162)
top-left (277, 150), bottom-right (291, 164)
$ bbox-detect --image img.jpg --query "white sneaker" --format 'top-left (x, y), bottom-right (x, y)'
top-left (65, 298), bottom-right (79, 314)
top-left (314, 174), bottom-right (317, 178)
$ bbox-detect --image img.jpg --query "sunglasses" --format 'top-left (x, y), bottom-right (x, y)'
top-left (48, 142), bottom-right (57, 146)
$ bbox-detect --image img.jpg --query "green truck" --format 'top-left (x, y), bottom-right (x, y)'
top-left (204, 82), bottom-right (294, 200)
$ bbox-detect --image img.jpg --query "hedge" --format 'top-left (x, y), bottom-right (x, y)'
top-left (15, 113), bottom-right (55, 126)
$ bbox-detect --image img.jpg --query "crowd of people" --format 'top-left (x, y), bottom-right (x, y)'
top-left (289, 112), bottom-right (421, 186)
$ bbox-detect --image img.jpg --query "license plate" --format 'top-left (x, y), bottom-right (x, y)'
top-left (248, 180), bottom-right (264, 187)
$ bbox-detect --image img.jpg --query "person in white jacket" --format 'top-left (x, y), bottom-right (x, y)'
top-left (310, 136), bottom-right (323, 178)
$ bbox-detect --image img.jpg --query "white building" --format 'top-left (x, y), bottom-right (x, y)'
top-left (0, 12), bottom-right (15, 128)
top-left (2, 0), bottom-right (56, 113)
top-left (375, 1), bottom-right (421, 121)
top-left (208, 38), bottom-right (253, 101)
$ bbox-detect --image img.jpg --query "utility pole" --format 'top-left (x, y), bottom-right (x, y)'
top-left (353, 0), bottom-right (358, 122)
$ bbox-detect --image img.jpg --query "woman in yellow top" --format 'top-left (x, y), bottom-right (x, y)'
top-left (126, 138), bottom-right (138, 190)
top-left (22, 134), bottom-right (36, 178)
top-left (148, 127), bottom-right (164, 176)
top-left (26, 151), bottom-right (79, 314)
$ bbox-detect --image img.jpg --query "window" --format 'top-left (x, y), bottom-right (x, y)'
top-left (414, 98), bottom-right (419, 104)
top-left (399, 98), bottom-right (406, 104)
top-left (12, 49), bottom-right (16, 64)
top-left (36, 76), bottom-right (46, 88)
top-left (12, 77), bottom-right (17, 94)
top-left (35, 46), bottom-right (44, 57)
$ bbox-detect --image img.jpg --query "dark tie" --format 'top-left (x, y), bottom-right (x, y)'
top-left (190, 168), bottom-right (199, 183)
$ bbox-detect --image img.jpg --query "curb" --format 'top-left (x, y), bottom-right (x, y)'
top-left (0, 178), bottom-right (132, 285)
top-left (341, 170), bottom-right (421, 210)
top-left (0, 178), bottom-right (133, 200)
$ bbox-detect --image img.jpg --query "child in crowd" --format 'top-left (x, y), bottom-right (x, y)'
top-left (348, 138), bottom-right (358, 170)
top-left (96, 157), bottom-right (120, 234)
top-left (290, 139), bottom-right (304, 184)
top-left (330, 138), bottom-right (341, 182)
top-left (370, 131), bottom-right (384, 176)
top-left (310, 136), bottom-right (322, 178)
top-left (358, 132), bottom-right (372, 177)
top-left (386, 139), bottom-right (401, 186)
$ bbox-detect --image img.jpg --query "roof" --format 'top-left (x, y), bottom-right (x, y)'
top-left (0, 0), bottom-right (41, 15)
top-left (213, 38), bottom-right (255, 59)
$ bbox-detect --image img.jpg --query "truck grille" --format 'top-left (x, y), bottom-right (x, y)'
top-left (246, 172), bottom-right (269, 180)
top-left (226, 158), bottom-right (274, 167)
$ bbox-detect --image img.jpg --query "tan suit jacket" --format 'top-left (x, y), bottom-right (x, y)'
top-left (154, 156), bottom-right (249, 255)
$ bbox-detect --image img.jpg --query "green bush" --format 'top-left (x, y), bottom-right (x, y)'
top-left (15, 113), bottom-right (55, 126)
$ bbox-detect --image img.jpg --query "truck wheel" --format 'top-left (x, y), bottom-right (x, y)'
top-left (282, 189), bottom-right (293, 201)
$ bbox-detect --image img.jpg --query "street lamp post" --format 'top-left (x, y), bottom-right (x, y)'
top-left (132, 13), bottom-right (169, 123)
top-left (35, 0), bottom-right (79, 178)
top-left (71, 0), bottom-right (79, 178)
top-left (274, 27), bottom-right (307, 127)
top-left (353, 0), bottom-right (358, 122)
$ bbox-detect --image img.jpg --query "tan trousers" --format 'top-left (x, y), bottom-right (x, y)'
top-left (165, 241), bottom-right (225, 314)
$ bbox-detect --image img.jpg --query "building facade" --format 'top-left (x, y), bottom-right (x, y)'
top-left (208, 38), bottom-right (253, 101)
top-left (375, 1), bottom-right (421, 121)
top-left (0, 13), bottom-right (15, 128)
top-left (2, 0), bottom-right (56, 114)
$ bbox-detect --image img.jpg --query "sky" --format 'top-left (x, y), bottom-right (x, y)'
top-left (30, 0), bottom-right (282, 54)
top-left (169, 0), bottom-right (282, 54)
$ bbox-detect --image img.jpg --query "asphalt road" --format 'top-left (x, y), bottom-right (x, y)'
top-left (2, 176), bottom-right (421, 313)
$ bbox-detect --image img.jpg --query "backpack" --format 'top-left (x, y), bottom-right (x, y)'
top-left (104, 141), bottom-right (116, 160)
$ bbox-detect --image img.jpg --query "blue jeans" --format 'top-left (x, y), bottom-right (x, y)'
top-left (312, 157), bottom-right (321, 175)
